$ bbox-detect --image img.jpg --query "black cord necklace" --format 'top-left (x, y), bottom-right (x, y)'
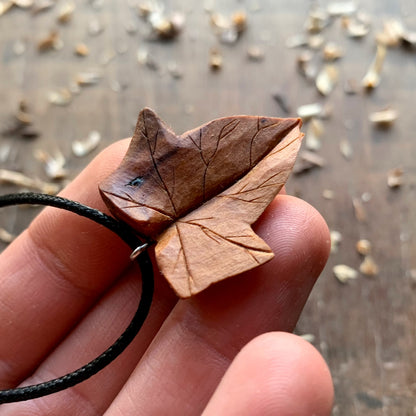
top-left (0, 192), bottom-right (154, 404)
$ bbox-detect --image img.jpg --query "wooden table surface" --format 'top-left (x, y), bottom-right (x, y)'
top-left (0, 1), bottom-right (415, 414)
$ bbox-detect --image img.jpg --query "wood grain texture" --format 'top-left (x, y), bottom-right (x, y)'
top-left (100, 109), bottom-right (302, 296)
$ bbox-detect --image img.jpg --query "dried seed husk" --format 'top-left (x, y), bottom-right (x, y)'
top-left (387, 167), bottom-right (403, 188)
top-left (327, 1), bottom-right (357, 16)
top-left (0, 169), bottom-right (60, 194)
top-left (362, 45), bottom-right (386, 89)
top-left (34, 149), bottom-right (67, 179)
top-left (352, 197), bottom-right (367, 222)
top-left (231, 11), bottom-right (247, 33)
top-left (299, 333), bottom-right (316, 343)
top-left (376, 19), bottom-right (405, 47)
top-left (305, 7), bottom-right (329, 33)
top-left (72, 130), bottom-right (101, 157)
top-left (209, 48), bottom-right (222, 71)
top-left (74, 42), bottom-right (89, 56)
top-left (0, 228), bottom-right (15, 244)
top-left (333, 264), bottom-right (358, 283)
top-left (308, 34), bottom-right (325, 49)
top-left (369, 108), bottom-right (398, 126)
top-left (323, 42), bottom-right (343, 61)
top-left (38, 30), bottom-right (61, 52)
top-left (360, 255), bottom-right (379, 276)
top-left (401, 30), bottom-right (416, 48)
top-left (297, 103), bottom-right (323, 120)
top-left (293, 150), bottom-right (326, 174)
top-left (137, 48), bottom-right (158, 70)
top-left (305, 118), bottom-right (324, 151)
top-left (356, 239), bottom-right (372, 255)
top-left (330, 230), bottom-right (342, 253)
top-left (0, 0), bottom-right (13, 15)
top-left (316, 64), bottom-right (338, 96)
top-left (339, 139), bottom-right (353, 160)
top-left (76, 70), bottom-right (102, 86)
top-left (322, 189), bottom-right (335, 200)
top-left (57, 2), bottom-right (75, 24)
top-left (286, 33), bottom-right (308, 48)
top-left (345, 18), bottom-right (370, 38)
top-left (247, 45), bottom-right (265, 61)
top-left (47, 88), bottom-right (72, 106)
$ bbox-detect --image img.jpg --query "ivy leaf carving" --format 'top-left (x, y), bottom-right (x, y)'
top-left (100, 108), bottom-right (303, 297)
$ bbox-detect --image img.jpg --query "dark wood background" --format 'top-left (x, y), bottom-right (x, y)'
top-left (0, 1), bottom-right (415, 414)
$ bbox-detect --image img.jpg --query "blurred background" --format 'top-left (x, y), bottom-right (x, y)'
top-left (0, 0), bottom-right (415, 414)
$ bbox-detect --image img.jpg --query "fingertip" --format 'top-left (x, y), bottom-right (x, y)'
top-left (203, 332), bottom-right (334, 416)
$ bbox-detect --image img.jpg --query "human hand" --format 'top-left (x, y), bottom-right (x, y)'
top-left (0, 139), bottom-right (333, 415)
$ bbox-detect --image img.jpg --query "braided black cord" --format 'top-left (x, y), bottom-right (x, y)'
top-left (0, 192), bottom-right (154, 403)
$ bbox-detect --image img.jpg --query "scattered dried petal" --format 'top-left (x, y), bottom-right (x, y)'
top-left (369, 108), bottom-right (398, 126)
top-left (305, 118), bottom-right (324, 151)
top-left (352, 197), bottom-right (367, 222)
top-left (330, 230), bottom-right (343, 253)
top-left (0, 228), bottom-right (15, 244)
top-left (0, 169), bottom-right (60, 194)
top-left (72, 130), bottom-right (101, 157)
top-left (340, 139), bottom-right (353, 160)
top-left (362, 45), bottom-right (386, 89)
top-left (74, 42), bottom-right (89, 56)
top-left (57, 2), bottom-right (75, 24)
top-left (34, 149), bottom-right (67, 179)
top-left (47, 88), bottom-right (72, 106)
top-left (316, 64), bottom-right (338, 96)
top-left (387, 167), bottom-right (403, 188)
top-left (333, 264), bottom-right (358, 283)
top-left (360, 256), bottom-right (379, 276)
top-left (356, 239), bottom-right (372, 255)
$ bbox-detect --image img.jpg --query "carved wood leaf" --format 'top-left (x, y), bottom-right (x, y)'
top-left (100, 108), bottom-right (303, 297)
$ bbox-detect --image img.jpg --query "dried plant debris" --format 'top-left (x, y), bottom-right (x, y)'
top-left (1, 101), bottom-right (40, 139)
top-left (352, 197), bottom-right (367, 222)
top-left (32, 0), bottom-right (56, 14)
top-left (327, 1), bottom-right (357, 16)
top-left (305, 7), bottom-right (329, 33)
top-left (316, 64), bottom-right (338, 96)
top-left (271, 89), bottom-right (290, 114)
top-left (47, 88), bottom-right (72, 106)
top-left (210, 10), bottom-right (247, 44)
top-left (339, 139), bottom-right (353, 160)
top-left (323, 42), bottom-right (343, 61)
top-left (72, 130), bottom-right (101, 157)
top-left (38, 30), bottom-right (62, 52)
top-left (297, 103), bottom-right (323, 120)
top-left (88, 18), bottom-right (104, 36)
top-left (74, 42), bottom-right (89, 56)
top-left (305, 118), bottom-right (324, 151)
top-left (0, 228), bottom-right (15, 244)
top-left (0, 1), bottom-right (14, 16)
top-left (75, 70), bottom-right (102, 86)
top-left (343, 14), bottom-right (371, 38)
top-left (369, 108), bottom-right (398, 126)
top-left (247, 45), bottom-right (265, 62)
top-left (330, 230), bottom-right (343, 253)
top-left (293, 150), bottom-right (326, 174)
top-left (286, 33), bottom-right (308, 48)
top-left (0, 169), bottom-right (59, 194)
top-left (296, 50), bottom-right (317, 80)
top-left (356, 239), bottom-right (372, 255)
top-left (333, 264), bottom-right (358, 283)
top-left (362, 45), bottom-right (386, 89)
top-left (376, 19), bottom-right (405, 47)
top-left (138, 1), bottom-right (184, 40)
top-left (387, 167), bottom-right (404, 188)
top-left (57, 2), bottom-right (74, 24)
top-left (360, 255), bottom-right (379, 276)
top-left (34, 149), bottom-right (67, 179)
top-left (209, 48), bottom-right (222, 71)
top-left (322, 189), bottom-right (335, 200)
top-left (137, 48), bottom-right (159, 70)
top-left (299, 333), bottom-right (316, 343)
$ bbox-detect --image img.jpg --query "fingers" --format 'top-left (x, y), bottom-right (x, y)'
top-left (202, 332), bottom-right (333, 416)
top-left (104, 196), bottom-right (330, 415)
top-left (0, 139), bottom-right (176, 387)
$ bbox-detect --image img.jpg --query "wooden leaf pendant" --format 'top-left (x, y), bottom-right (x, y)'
top-left (99, 108), bottom-right (303, 297)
